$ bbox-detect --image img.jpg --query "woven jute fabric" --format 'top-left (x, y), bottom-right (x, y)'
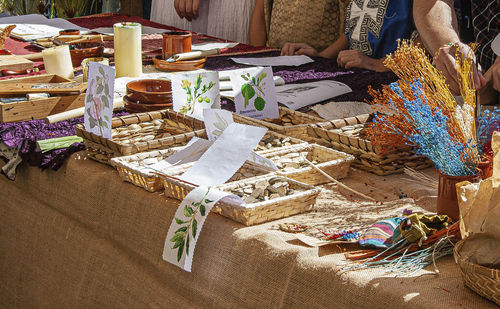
top-left (265, 0), bottom-right (350, 50)
top-left (0, 155), bottom-right (496, 308)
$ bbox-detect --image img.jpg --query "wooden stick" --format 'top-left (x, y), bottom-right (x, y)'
top-left (19, 52), bottom-right (43, 61)
top-left (301, 156), bottom-right (377, 202)
top-left (167, 49), bottom-right (221, 62)
top-left (44, 98), bottom-right (125, 124)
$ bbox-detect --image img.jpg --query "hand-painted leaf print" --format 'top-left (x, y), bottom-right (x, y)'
top-left (254, 96), bottom-right (266, 111)
top-left (241, 83), bottom-right (255, 108)
top-left (192, 218), bottom-right (198, 238)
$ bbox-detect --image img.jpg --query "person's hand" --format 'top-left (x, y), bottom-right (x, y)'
top-left (281, 43), bottom-right (318, 56)
top-left (484, 57), bottom-right (500, 92)
top-left (174, 0), bottom-right (202, 21)
top-left (337, 49), bottom-right (388, 72)
top-left (433, 42), bottom-right (487, 95)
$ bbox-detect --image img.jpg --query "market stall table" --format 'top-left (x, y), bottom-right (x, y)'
top-left (0, 13), bottom-right (497, 309)
top-left (0, 155), bottom-right (496, 308)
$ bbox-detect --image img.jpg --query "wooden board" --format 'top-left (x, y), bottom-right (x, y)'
top-left (0, 55), bottom-right (33, 71)
top-left (0, 82), bottom-right (86, 94)
top-left (0, 93), bottom-right (86, 122)
top-left (0, 74), bottom-right (73, 84)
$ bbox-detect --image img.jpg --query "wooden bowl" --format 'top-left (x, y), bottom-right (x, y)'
top-left (126, 79), bottom-right (172, 104)
top-left (59, 29), bottom-right (80, 35)
top-left (123, 95), bottom-right (172, 113)
top-left (153, 55), bottom-right (206, 72)
top-left (70, 42), bottom-right (104, 67)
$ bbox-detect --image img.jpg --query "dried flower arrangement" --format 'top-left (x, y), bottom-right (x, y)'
top-left (366, 40), bottom-right (499, 176)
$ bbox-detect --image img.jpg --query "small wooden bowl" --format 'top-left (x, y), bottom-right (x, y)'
top-left (70, 42), bottom-right (104, 67)
top-left (123, 95), bottom-right (172, 113)
top-left (153, 55), bottom-right (206, 72)
top-left (126, 79), bottom-right (172, 104)
top-left (59, 29), bottom-right (80, 35)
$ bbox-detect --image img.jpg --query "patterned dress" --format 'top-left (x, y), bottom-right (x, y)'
top-left (344, 0), bottom-right (414, 59)
top-left (471, 0), bottom-right (500, 71)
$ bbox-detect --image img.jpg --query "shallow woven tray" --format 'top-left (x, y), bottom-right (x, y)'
top-left (267, 143), bottom-right (354, 185)
top-left (233, 106), bottom-right (325, 142)
top-left (454, 239), bottom-right (500, 305)
top-left (110, 131), bottom-right (307, 193)
top-left (307, 114), bottom-right (433, 175)
top-left (75, 109), bottom-right (206, 164)
top-left (214, 175), bottom-right (320, 226)
top-left (110, 147), bottom-right (182, 192)
top-left (161, 159), bottom-right (274, 200)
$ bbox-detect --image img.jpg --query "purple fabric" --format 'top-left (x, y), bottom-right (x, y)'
top-left (0, 111), bottom-right (128, 171)
top-left (205, 51), bottom-right (398, 103)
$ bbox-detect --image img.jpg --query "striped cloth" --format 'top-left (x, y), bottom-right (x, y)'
top-left (359, 217), bottom-right (404, 249)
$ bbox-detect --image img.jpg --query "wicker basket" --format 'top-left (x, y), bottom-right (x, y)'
top-left (233, 106), bottom-right (325, 142)
top-left (109, 147), bottom-right (183, 192)
top-left (110, 131), bottom-right (306, 193)
top-left (454, 239), bottom-right (500, 305)
top-left (266, 143), bottom-right (354, 185)
top-left (161, 160), bottom-right (274, 201)
top-left (75, 109), bottom-right (206, 164)
top-left (214, 175), bottom-right (320, 226)
top-left (307, 114), bottom-right (433, 175)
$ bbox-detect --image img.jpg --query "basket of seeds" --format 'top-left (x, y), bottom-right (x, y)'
top-left (213, 175), bottom-right (320, 226)
top-left (233, 106), bottom-right (325, 142)
top-left (110, 147), bottom-right (183, 192)
top-left (75, 109), bottom-right (206, 164)
top-left (266, 144), bottom-right (354, 185)
top-left (109, 132), bottom-right (307, 192)
top-left (307, 114), bottom-right (432, 175)
top-left (161, 159), bottom-right (275, 200)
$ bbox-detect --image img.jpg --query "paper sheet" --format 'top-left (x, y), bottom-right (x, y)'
top-left (84, 63), bottom-right (115, 139)
top-left (230, 55), bottom-right (314, 67)
top-left (150, 137), bottom-right (214, 171)
top-left (192, 42), bottom-right (238, 51)
top-left (220, 76), bottom-right (284, 93)
top-left (172, 71), bottom-right (220, 120)
top-left (179, 123), bottom-right (267, 186)
top-left (229, 67), bottom-right (279, 120)
top-left (0, 14), bottom-right (88, 40)
top-left (311, 101), bottom-right (372, 120)
top-left (275, 80), bottom-right (352, 111)
top-left (163, 186), bottom-right (241, 272)
top-left (203, 109), bottom-right (233, 141)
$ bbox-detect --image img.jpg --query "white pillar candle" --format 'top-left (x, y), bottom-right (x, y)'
top-left (42, 45), bottom-right (74, 79)
top-left (114, 22), bottom-right (142, 78)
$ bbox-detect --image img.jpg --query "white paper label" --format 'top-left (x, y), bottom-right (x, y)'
top-left (172, 70), bottom-right (220, 120)
top-left (84, 62), bottom-right (115, 139)
top-left (179, 123), bottom-right (267, 186)
top-left (229, 67), bottom-right (279, 120)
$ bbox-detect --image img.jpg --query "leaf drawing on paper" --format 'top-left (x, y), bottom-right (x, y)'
top-left (170, 188), bottom-right (214, 262)
top-left (180, 74), bottom-right (215, 115)
top-left (211, 111), bottom-right (229, 137)
top-left (85, 66), bottom-right (111, 136)
top-left (240, 72), bottom-right (267, 111)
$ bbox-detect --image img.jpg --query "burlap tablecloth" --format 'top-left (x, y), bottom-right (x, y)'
top-left (0, 153), bottom-right (496, 308)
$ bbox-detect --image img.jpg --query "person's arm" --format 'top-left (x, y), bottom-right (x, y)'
top-left (337, 50), bottom-right (390, 72)
top-left (413, 0), bottom-right (485, 93)
top-left (281, 35), bottom-right (349, 57)
top-left (174, 0), bottom-right (202, 21)
top-left (249, 0), bottom-right (267, 47)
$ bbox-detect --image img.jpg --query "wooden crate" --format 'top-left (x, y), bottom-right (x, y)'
top-left (0, 74), bottom-right (86, 122)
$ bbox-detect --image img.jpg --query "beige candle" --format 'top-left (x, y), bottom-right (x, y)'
top-left (42, 45), bottom-right (74, 79)
top-left (114, 22), bottom-right (142, 77)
